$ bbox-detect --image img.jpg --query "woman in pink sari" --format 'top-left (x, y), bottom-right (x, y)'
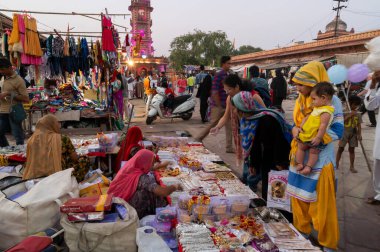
top-left (108, 149), bottom-right (182, 218)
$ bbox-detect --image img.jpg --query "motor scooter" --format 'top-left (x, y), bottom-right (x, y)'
top-left (146, 87), bottom-right (196, 125)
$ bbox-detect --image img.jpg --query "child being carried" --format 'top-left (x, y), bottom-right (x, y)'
top-left (296, 82), bottom-right (335, 175)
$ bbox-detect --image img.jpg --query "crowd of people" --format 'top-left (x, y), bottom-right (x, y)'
top-left (2, 52), bottom-right (380, 251)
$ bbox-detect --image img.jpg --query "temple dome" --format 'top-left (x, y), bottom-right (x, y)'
top-left (326, 17), bottom-right (348, 32)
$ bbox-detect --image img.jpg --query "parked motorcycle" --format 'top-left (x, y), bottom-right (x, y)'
top-left (146, 87), bottom-right (196, 125)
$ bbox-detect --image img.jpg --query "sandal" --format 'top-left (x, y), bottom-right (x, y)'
top-left (366, 197), bottom-right (380, 205)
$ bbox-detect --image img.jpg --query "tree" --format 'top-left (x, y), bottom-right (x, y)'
top-left (232, 45), bottom-right (262, 56)
top-left (169, 30), bottom-right (234, 71)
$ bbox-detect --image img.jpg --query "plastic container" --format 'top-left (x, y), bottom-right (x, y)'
top-left (177, 209), bottom-right (191, 223)
top-left (192, 205), bottom-right (210, 215)
top-left (156, 206), bottom-right (177, 222)
top-left (152, 219), bottom-right (172, 233)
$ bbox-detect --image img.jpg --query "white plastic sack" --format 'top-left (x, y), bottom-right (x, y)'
top-left (136, 226), bottom-right (171, 252)
top-left (365, 36), bottom-right (380, 53)
top-left (61, 197), bottom-right (138, 252)
top-left (364, 52), bottom-right (380, 71)
top-left (0, 168), bottom-right (79, 250)
top-left (267, 170), bottom-right (291, 212)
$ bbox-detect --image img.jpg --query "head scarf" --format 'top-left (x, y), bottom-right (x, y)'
top-left (115, 126), bottom-right (144, 173)
top-left (292, 61), bottom-right (330, 126)
top-left (23, 115), bottom-right (62, 180)
top-left (232, 91), bottom-right (259, 112)
top-left (108, 149), bottom-right (155, 202)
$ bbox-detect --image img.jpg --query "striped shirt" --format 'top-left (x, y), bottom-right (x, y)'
top-left (211, 70), bottom-right (228, 108)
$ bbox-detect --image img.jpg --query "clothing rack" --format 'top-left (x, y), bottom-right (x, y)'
top-left (0, 9), bottom-right (128, 30)
top-left (39, 31), bottom-right (130, 34)
top-left (0, 9), bottom-right (129, 16)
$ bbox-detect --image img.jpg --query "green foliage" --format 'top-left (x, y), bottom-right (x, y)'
top-left (232, 45), bottom-right (262, 56)
top-left (169, 30), bottom-right (234, 71)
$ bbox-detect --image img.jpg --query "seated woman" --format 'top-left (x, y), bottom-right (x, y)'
top-left (108, 149), bottom-right (182, 219)
top-left (231, 91), bottom-right (292, 200)
top-left (115, 126), bottom-right (170, 173)
top-left (22, 114), bottom-right (90, 182)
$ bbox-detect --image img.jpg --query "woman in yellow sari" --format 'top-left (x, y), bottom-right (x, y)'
top-left (286, 62), bottom-right (344, 251)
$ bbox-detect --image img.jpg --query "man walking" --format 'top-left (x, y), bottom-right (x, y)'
top-left (0, 58), bottom-right (29, 147)
top-left (196, 56), bottom-right (233, 153)
top-left (365, 70), bottom-right (380, 205)
top-left (187, 74), bottom-right (195, 94)
top-left (196, 66), bottom-right (212, 122)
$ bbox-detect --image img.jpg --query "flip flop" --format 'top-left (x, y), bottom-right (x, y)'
top-left (366, 197), bottom-right (380, 205)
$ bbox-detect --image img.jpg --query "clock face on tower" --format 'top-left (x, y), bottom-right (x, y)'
top-left (138, 9), bottom-right (145, 18)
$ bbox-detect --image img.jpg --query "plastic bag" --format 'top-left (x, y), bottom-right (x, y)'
top-left (267, 170), bottom-right (291, 212)
top-left (364, 52), bottom-right (380, 71)
top-left (136, 226), bottom-right (171, 252)
top-left (365, 36), bottom-right (380, 53)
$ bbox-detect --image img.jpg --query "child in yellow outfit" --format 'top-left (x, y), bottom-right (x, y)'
top-left (296, 82), bottom-right (335, 175)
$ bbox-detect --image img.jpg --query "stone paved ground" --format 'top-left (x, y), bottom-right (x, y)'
top-left (128, 93), bottom-right (380, 252)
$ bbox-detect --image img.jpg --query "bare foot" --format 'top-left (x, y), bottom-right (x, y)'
top-left (296, 163), bottom-right (304, 171)
top-left (350, 167), bottom-right (358, 173)
top-left (300, 165), bottom-right (312, 175)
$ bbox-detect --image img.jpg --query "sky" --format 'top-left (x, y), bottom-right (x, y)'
top-left (1, 0), bottom-right (380, 56)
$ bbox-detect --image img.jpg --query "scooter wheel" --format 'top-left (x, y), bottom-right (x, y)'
top-left (181, 113), bottom-right (193, 121)
top-left (146, 116), bottom-right (155, 125)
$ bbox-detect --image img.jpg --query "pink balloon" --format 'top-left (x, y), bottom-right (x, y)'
top-left (348, 64), bottom-right (370, 83)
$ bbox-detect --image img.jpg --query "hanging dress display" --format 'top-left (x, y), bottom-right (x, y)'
top-left (20, 15), bottom-right (42, 65)
top-left (101, 15), bottom-right (116, 52)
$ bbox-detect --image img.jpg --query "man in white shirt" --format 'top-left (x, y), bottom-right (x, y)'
top-left (364, 70), bottom-right (380, 205)
top-left (359, 75), bottom-right (377, 127)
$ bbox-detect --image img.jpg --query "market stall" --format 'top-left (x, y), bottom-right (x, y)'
top-left (135, 135), bottom-right (322, 252)
top-left (1, 10), bottom-right (135, 132)
top-left (0, 134), bottom-right (322, 251)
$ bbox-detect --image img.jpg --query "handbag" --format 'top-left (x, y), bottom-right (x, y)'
top-left (9, 93), bottom-right (27, 123)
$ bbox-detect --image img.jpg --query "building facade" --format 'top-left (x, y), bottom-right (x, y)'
top-left (127, 0), bottom-right (168, 75)
top-left (129, 0), bottom-right (154, 57)
top-left (231, 17), bottom-right (380, 70)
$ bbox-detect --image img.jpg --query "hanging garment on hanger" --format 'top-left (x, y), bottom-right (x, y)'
top-left (20, 15), bottom-right (42, 65)
top-left (8, 14), bottom-right (23, 53)
top-left (23, 15), bottom-right (43, 57)
top-left (101, 15), bottom-right (116, 52)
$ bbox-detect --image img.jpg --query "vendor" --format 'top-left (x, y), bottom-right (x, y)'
top-left (108, 149), bottom-right (182, 219)
top-left (115, 126), bottom-right (170, 173)
top-left (22, 114), bottom-right (90, 181)
top-left (44, 79), bottom-right (59, 97)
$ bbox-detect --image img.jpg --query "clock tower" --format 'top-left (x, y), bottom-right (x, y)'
top-left (129, 0), bottom-right (154, 57)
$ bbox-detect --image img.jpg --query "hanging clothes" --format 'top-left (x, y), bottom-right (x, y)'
top-left (8, 14), bottom-right (22, 52)
top-left (101, 15), bottom-right (116, 52)
top-left (20, 15), bottom-right (42, 65)
top-left (23, 15), bottom-right (43, 57)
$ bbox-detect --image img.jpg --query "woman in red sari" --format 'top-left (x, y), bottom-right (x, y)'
top-left (115, 126), bottom-right (170, 173)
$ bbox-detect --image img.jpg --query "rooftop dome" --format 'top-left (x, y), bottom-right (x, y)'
top-left (326, 17), bottom-right (348, 32)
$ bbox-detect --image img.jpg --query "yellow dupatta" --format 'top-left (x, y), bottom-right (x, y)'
top-left (290, 61), bottom-right (330, 160)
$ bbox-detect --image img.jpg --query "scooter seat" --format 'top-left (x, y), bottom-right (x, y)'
top-left (172, 95), bottom-right (191, 107)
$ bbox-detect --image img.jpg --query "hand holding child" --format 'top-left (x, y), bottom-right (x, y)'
top-left (311, 136), bottom-right (322, 146)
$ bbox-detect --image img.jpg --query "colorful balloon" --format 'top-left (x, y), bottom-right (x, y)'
top-left (327, 64), bottom-right (348, 85)
top-left (348, 64), bottom-right (370, 83)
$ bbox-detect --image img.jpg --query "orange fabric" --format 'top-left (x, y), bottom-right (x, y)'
top-left (144, 77), bottom-right (155, 95)
top-left (23, 115), bottom-right (62, 180)
top-left (291, 164), bottom-right (339, 249)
